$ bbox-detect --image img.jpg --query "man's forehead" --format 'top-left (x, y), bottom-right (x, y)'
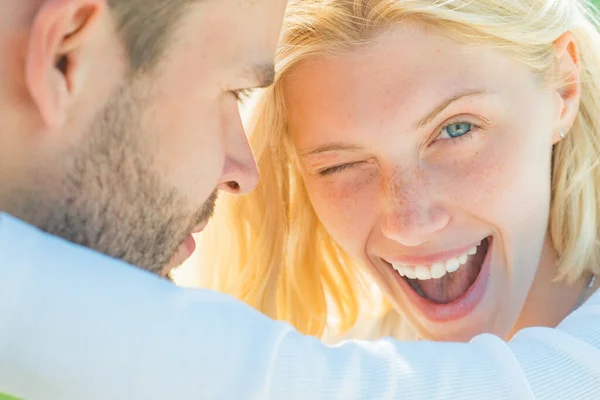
top-left (192, 0), bottom-right (282, 42)
top-left (187, 0), bottom-right (283, 79)
top-left (199, 0), bottom-right (279, 16)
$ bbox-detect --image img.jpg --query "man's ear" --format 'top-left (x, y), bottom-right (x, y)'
top-left (551, 32), bottom-right (582, 145)
top-left (25, 0), bottom-right (106, 129)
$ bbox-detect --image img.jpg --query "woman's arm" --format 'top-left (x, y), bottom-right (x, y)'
top-left (1, 212), bottom-right (598, 399)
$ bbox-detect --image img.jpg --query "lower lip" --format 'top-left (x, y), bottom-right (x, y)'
top-left (182, 234), bottom-right (197, 258)
top-left (389, 237), bottom-right (493, 323)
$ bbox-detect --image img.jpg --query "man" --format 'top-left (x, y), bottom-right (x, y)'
top-left (0, 0), bottom-right (278, 278)
top-left (0, 0), bottom-right (599, 399)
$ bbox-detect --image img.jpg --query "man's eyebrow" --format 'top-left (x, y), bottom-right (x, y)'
top-left (413, 89), bottom-right (487, 130)
top-left (245, 63), bottom-right (276, 88)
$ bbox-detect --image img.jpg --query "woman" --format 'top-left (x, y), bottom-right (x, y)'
top-left (198, 0), bottom-right (600, 343)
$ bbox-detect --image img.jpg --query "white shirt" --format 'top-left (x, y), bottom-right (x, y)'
top-left (0, 212), bottom-right (599, 400)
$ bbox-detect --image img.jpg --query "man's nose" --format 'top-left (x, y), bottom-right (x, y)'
top-left (217, 108), bottom-right (259, 195)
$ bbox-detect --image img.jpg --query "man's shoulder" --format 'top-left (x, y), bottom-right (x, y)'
top-left (0, 212), bottom-right (54, 245)
top-left (0, 211), bottom-right (140, 283)
top-left (0, 212), bottom-right (89, 262)
top-left (0, 212), bottom-right (274, 399)
top-left (0, 212), bottom-right (26, 233)
top-left (0, 211), bottom-right (227, 305)
top-left (0, 212), bottom-right (48, 255)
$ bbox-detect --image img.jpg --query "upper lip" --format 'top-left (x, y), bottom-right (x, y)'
top-left (191, 221), bottom-right (209, 234)
top-left (383, 239), bottom-right (485, 266)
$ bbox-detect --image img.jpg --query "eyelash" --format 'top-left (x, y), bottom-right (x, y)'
top-left (319, 162), bottom-right (364, 176)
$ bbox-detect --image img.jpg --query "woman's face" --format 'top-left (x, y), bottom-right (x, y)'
top-left (284, 24), bottom-right (573, 341)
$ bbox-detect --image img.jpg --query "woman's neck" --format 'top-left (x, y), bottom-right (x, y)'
top-left (509, 234), bottom-right (595, 339)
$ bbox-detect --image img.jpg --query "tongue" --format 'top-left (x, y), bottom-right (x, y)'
top-left (414, 239), bottom-right (488, 304)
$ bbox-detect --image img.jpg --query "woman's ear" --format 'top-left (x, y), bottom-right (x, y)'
top-left (551, 32), bottom-right (582, 144)
top-left (25, 0), bottom-right (105, 129)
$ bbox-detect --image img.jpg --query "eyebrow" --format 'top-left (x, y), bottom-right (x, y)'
top-left (299, 143), bottom-right (365, 157)
top-left (413, 89), bottom-right (487, 130)
top-left (245, 63), bottom-right (276, 88)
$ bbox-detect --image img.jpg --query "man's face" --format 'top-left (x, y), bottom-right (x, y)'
top-left (0, 0), bottom-right (287, 276)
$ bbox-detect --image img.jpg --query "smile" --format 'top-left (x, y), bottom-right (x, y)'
top-left (384, 236), bottom-right (493, 322)
top-left (391, 241), bottom-right (481, 281)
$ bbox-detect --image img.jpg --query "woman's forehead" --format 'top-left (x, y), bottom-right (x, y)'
top-left (282, 26), bottom-right (530, 132)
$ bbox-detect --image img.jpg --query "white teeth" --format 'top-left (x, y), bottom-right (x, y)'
top-left (415, 266), bottom-right (431, 280)
top-left (405, 266), bottom-right (417, 280)
top-left (391, 240), bottom-right (485, 281)
top-left (445, 258), bottom-right (461, 273)
top-left (431, 262), bottom-right (446, 279)
top-left (392, 264), bottom-right (407, 277)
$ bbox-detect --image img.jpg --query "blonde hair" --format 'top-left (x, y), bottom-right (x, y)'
top-left (198, 0), bottom-right (600, 338)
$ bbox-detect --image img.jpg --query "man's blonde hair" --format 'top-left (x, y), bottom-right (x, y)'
top-left (199, 0), bottom-right (600, 338)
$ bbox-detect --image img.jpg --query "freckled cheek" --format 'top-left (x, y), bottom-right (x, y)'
top-left (304, 174), bottom-right (379, 257)
top-left (434, 140), bottom-right (551, 235)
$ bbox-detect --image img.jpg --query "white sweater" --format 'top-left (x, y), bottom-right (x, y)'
top-left (0, 212), bottom-right (599, 399)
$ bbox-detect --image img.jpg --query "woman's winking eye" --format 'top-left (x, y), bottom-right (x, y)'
top-left (319, 161), bottom-right (365, 176)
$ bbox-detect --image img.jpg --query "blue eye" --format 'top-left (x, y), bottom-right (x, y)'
top-left (441, 122), bottom-right (473, 139)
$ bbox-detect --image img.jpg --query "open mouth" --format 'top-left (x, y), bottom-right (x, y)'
top-left (391, 237), bottom-right (490, 305)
